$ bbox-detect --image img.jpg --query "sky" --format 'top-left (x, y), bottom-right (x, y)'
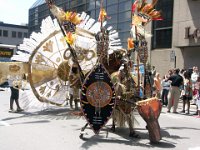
top-left (0, 0), bottom-right (37, 25)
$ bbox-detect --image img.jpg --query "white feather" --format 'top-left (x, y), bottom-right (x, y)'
top-left (84, 18), bottom-right (95, 30)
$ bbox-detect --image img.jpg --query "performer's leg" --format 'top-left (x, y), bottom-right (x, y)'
top-left (69, 94), bottom-right (73, 109)
top-left (128, 115), bottom-right (139, 138)
top-left (110, 118), bottom-right (116, 132)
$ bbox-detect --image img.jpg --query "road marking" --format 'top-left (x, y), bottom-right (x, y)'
top-left (188, 147), bottom-right (200, 150)
top-left (0, 121), bottom-right (11, 126)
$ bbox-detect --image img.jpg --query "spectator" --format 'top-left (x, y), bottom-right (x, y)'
top-left (151, 66), bottom-right (156, 79)
top-left (167, 68), bottom-right (183, 113)
top-left (161, 75), bottom-right (170, 106)
top-left (168, 69), bottom-right (173, 77)
top-left (153, 72), bottom-right (161, 99)
top-left (8, 75), bottom-right (24, 113)
top-left (191, 66), bottom-right (199, 104)
top-left (180, 71), bottom-right (193, 114)
top-left (193, 77), bottom-right (200, 116)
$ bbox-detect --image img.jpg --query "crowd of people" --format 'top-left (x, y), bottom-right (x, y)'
top-left (151, 66), bottom-right (200, 118)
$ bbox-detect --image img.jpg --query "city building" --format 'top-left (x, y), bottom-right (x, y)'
top-left (149, 0), bottom-right (200, 75)
top-left (28, 0), bottom-right (134, 48)
top-left (29, 0), bottom-right (200, 76)
top-left (0, 22), bottom-right (28, 45)
top-left (0, 22), bottom-right (28, 62)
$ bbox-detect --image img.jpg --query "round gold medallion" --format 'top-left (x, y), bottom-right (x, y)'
top-left (86, 81), bottom-right (113, 107)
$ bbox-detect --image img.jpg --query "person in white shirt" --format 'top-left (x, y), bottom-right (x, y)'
top-left (191, 66), bottom-right (199, 103)
top-left (8, 75), bottom-right (23, 112)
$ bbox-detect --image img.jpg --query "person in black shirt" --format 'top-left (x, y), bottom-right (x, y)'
top-left (167, 69), bottom-right (183, 113)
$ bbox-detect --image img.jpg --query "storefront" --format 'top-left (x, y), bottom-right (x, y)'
top-left (0, 44), bottom-right (16, 62)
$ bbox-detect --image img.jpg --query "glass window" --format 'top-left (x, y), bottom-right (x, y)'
top-left (0, 30), bottom-right (2, 36)
top-left (107, 23), bottom-right (118, 31)
top-left (107, 0), bottom-right (118, 6)
top-left (153, 29), bottom-right (172, 49)
top-left (76, 4), bottom-right (86, 12)
top-left (118, 1), bottom-right (131, 12)
top-left (118, 21), bottom-right (131, 32)
top-left (154, 0), bottom-right (173, 28)
top-left (118, 11), bottom-right (131, 22)
top-left (119, 31), bottom-right (130, 42)
top-left (18, 32), bottom-right (23, 38)
top-left (12, 31), bottom-right (16, 38)
top-left (86, 1), bottom-right (95, 10)
top-left (24, 32), bottom-right (28, 38)
top-left (77, 0), bottom-right (87, 4)
top-left (107, 4), bottom-right (118, 15)
top-left (152, 0), bottom-right (173, 49)
top-left (95, 0), bottom-right (106, 8)
top-left (3, 30), bottom-right (8, 37)
top-left (87, 10), bottom-right (95, 19)
top-left (108, 14), bottom-right (117, 24)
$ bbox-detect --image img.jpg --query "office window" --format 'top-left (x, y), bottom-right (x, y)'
top-left (3, 30), bottom-right (8, 37)
top-left (87, 10), bottom-right (95, 18)
top-left (107, 4), bottom-right (118, 14)
top-left (76, 4), bottom-right (86, 12)
top-left (18, 32), bottom-right (23, 38)
top-left (153, 29), bottom-right (172, 49)
top-left (152, 0), bottom-right (173, 49)
top-left (86, 1), bottom-right (95, 10)
top-left (0, 30), bottom-right (2, 36)
top-left (108, 14), bottom-right (118, 24)
top-left (118, 21), bottom-right (131, 32)
top-left (107, 0), bottom-right (118, 6)
top-left (119, 31), bottom-right (130, 42)
top-left (118, 11), bottom-right (131, 22)
top-left (12, 31), bottom-right (17, 38)
top-left (118, 1), bottom-right (132, 12)
top-left (24, 32), bottom-right (28, 38)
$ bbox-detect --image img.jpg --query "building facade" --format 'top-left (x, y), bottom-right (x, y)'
top-left (149, 0), bottom-right (200, 76)
top-left (0, 22), bottom-right (28, 45)
top-left (28, 0), bottom-right (134, 48)
top-left (0, 23), bottom-right (28, 62)
top-left (29, 0), bottom-right (200, 76)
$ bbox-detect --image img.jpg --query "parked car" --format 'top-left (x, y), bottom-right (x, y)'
top-left (0, 81), bottom-right (9, 88)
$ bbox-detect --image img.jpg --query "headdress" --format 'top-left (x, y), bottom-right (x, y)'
top-left (132, 0), bottom-right (162, 26)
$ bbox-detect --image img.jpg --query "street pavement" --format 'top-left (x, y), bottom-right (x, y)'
top-left (0, 88), bottom-right (200, 150)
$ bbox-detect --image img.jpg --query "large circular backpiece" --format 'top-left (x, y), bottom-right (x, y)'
top-left (28, 31), bottom-right (71, 105)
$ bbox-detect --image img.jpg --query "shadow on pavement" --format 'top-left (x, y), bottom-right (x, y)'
top-left (1, 107), bottom-right (83, 122)
top-left (79, 126), bottom-right (176, 149)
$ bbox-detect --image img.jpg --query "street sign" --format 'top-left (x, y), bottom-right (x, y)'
top-left (170, 50), bottom-right (175, 62)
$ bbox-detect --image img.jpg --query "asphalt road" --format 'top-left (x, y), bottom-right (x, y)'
top-left (0, 88), bottom-right (200, 150)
